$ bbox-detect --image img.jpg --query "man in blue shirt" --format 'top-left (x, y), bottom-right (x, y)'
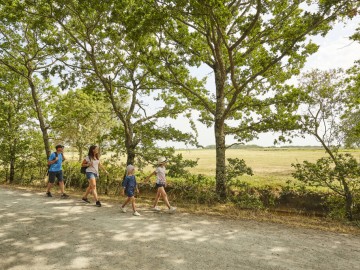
top-left (46, 145), bottom-right (69, 198)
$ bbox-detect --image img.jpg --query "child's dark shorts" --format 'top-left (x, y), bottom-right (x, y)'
top-left (155, 183), bottom-right (165, 188)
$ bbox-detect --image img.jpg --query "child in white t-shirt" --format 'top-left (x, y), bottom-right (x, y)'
top-left (146, 157), bottom-right (176, 213)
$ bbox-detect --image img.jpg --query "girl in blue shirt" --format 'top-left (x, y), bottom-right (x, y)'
top-left (121, 165), bottom-right (140, 216)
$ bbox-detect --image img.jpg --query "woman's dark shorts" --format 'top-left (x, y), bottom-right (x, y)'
top-left (155, 183), bottom-right (165, 188)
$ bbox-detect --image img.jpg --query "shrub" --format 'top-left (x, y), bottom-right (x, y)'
top-left (292, 152), bottom-right (360, 220)
top-left (166, 154), bottom-right (198, 178)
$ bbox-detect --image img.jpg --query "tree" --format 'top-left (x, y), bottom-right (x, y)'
top-left (342, 27), bottom-right (360, 147)
top-left (50, 89), bottom-right (116, 161)
top-left (0, 1), bottom-right (66, 158)
top-left (292, 69), bottom-right (359, 220)
top-left (35, 0), bottom-right (198, 166)
top-left (0, 69), bottom-right (32, 183)
top-left (142, 0), bottom-right (358, 198)
top-left (296, 69), bottom-right (346, 149)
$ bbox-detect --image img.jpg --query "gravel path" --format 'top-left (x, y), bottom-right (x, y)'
top-left (0, 188), bottom-right (359, 270)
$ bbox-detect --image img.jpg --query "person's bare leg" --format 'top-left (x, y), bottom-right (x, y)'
top-left (153, 189), bottom-right (161, 207)
top-left (83, 185), bottom-right (92, 199)
top-left (59, 181), bottom-right (65, 194)
top-left (131, 197), bottom-right (136, 212)
top-left (158, 187), bottom-right (171, 209)
top-left (46, 183), bottom-right (53, 193)
top-left (89, 178), bottom-right (98, 201)
top-left (122, 197), bottom-right (131, 208)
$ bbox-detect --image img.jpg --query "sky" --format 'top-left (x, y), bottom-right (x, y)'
top-left (161, 17), bottom-right (360, 149)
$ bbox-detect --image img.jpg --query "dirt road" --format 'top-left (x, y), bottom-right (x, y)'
top-left (0, 188), bottom-right (359, 270)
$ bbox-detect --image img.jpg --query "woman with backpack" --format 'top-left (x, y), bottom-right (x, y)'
top-left (81, 145), bottom-right (108, 207)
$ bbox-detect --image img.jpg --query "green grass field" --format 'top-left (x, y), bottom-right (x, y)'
top-left (175, 148), bottom-right (360, 187)
top-left (73, 147), bottom-right (360, 188)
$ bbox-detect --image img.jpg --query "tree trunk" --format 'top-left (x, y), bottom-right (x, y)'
top-left (343, 181), bottom-right (353, 221)
top-left (27, 74), bottom-right (51, 158)
top-left (9, 139), bottom-right (17, 183)
top-left (123, 122), bottom-right (136, 180)
top-left (122, 146), bottom-right (136, 181)
top-left (215, 118), bottom-right (227, 199)
top-left (317, 135), bottom-right (354, 220)
top-left (126, 148), bottom-right (135, 166)
top-left (78, 148), bottom-right (83, 162)
top-left (214, 60), bottom-right (227, 199)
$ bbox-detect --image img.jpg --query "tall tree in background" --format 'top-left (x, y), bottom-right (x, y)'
top-left (50, 89), bottom-right (116, 161)
top-left (36, 0), bottom-right (198, 166)
top-left (144, 0), bottom-right (359, 198)
top-left (0, 2), bottom-right (66, 158)
top-left (293, 69), bottom-right (358, 220)
top-left (297, 69), bottom-right (346, 152)
top-left (0, 69), bottom-right (32, 183)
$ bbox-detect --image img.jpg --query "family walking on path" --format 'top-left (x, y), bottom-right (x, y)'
top-left (45, 144), bottom-right (176, 215)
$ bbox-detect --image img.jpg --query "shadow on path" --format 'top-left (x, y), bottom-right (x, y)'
top-left (0, 188), bottom-right (359, 270)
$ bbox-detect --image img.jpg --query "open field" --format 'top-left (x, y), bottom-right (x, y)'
top-left (67, 148), bottom-right (360, 187)
top-left (176, 148), bottom-right (360, 187)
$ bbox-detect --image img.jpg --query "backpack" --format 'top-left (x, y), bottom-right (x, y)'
top-left (80, 156), bottom-right (90, 174)
top-left (47, 152), bottom-right (58, 175)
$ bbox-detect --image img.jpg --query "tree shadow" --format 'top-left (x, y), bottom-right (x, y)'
top-left (0, 189), bottom-right (359, 270)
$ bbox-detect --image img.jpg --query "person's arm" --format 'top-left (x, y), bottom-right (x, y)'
top-left (99, 162), bottom-right (109, 174)
top-left (145, 171), bottom-right (156, 182)
top-left (61, 152), bottom-right (66, 162)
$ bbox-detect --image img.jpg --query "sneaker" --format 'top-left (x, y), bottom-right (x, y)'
top-left (61, 193), bottom-right (69, 199)
top-left (121, 207), bottom-right (127, 213)
top-left (46, 192), bottom-right (52, 197)
top-left (168, 206), bottom-right (177, 213)
top-left (152, 206), bottom-right (161, 211)
top-left (82, 197), bottom-right (90, 203)
top-left (96, 201), bottom-right (101, 207)
top-left (133, 211), bottom-right (141, 216)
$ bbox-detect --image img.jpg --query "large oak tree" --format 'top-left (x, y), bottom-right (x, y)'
top-left (144, 0), bottom-right (359, 198)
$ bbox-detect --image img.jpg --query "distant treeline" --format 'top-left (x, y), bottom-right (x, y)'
top-left (202, 144), bottom-right (324, 149)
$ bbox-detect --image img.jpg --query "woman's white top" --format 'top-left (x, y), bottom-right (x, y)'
top-left (85, 156), bottom-right (100, 174)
